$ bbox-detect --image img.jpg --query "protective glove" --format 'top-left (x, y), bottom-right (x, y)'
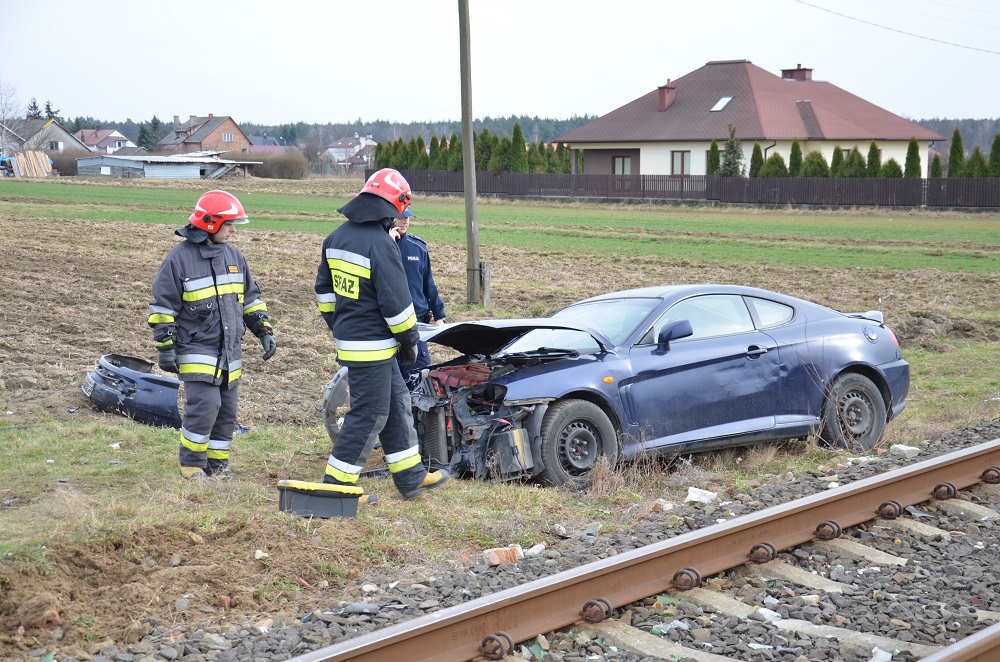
top-left (158, 348), bottom-right (179, 374)
top-left (399, 342), bottom-right (418, 367)
top-left (260, 334), bottom-right (277, 361)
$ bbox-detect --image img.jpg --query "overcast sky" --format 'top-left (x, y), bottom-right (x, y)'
top-left (3, 0), bottom-right (998, 126)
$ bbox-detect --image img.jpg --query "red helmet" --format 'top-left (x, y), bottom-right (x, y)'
top-left (188, 190), bottom-right (249, 233)
top-left (361, 168), bottom-right (413, 216)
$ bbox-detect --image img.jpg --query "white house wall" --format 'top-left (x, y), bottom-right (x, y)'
top-left (583, 139), bottom-right (932, 178)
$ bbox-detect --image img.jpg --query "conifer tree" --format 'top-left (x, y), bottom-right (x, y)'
top-left (830, 146), bottom-right (844, 177)
top-left (718, 124), bottom-right (745, 177)
top-left (149, 116), bottom-right (163, 146)
top-left (44, 100), bottom-right (60, 121)
top-left (988, 134), bottom-right (1000, 178)
top-left (903, 138), bottom-right (921, 178)
top-left (26, 98), bottom-right (41, 119)
top-left (880, 158), bottom-right (903, 178)
top-left (947, 128), bottom-right (965, 177)
top-left (373, 142), bottom-right (389, 169)
top-left (749, 142), bottom-right (763, 177)
top-left (965, 146), bottom-right (987, 177)
top-left (475, 127), bottom-right (492, 171)
top-left (136, 125), bottom-right (151, 151)
top-left (788, 139), bottom-right (802, 177)
top-left (706, 140), bottom-right (720, 175)
top-left (428, 135), bottom-right (441, 170)
top-left (866, 141), bottom-right (881, 178)
top-left (415, 136), bottom-right (429, 169)
top-left (800, 151), bottom-right (830, 177)
top-left (434, 135), bottom-right (450, 170)
top-left (930, 154), bottom-right (943, 178)
top-left (447, 134), bottom-right (463, 170)
top-left (527, 141), bottom-right (545, 173)
top-left (554, 143), bottom-right (571, 173)
top-left (759, 153), bottom-right (788, 177)
top-left (509, 123), bottom-right (529, 173)
top-left (842, 147), bottom-right (867, 178)
top-left (488, 135), bottom-right (513, 174)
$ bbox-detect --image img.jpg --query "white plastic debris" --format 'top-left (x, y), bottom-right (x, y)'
top-left (754, 607), bottom-right (782, 622)
top-left (254, 549), bottom-right (269, 560)
top-left (685, 487), bottom-right (719, 504)
top-left (869, 647), bottom-right (892, 662)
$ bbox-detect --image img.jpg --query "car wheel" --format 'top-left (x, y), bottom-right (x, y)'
top-left (820, 373), bottom-right (887, 451)
top-left (537, 400), bottom-right (619, 488)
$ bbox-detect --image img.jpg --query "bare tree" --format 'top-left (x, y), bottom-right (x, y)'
top-left (0, 80), bottom-right (26, 156)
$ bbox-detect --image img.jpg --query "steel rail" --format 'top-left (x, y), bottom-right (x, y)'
top-left (920, 622), bottom-right (1000, 661)
top-left (290, 438), bottom-right (1000, 662)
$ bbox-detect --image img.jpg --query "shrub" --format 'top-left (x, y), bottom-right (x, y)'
top-left (759, 153), bottom-right (788, 177)
top-left (880, 158), bottom-right (903, 178)
top-left (904, 137), bottom-right (921, 178)
top-left (800, 151), bottom-right (830, 177)
top-left (228, 151), bottom-right (308, 179)
top-left (749, 142), bottom-right (763, 177)
top-left (47, 151), bottom-right (79, 176)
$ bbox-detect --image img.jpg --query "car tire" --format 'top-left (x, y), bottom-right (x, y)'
top-left (537, 399), bottom-right (619, 488)
top-left (820, 373), bottom-right (887, 451)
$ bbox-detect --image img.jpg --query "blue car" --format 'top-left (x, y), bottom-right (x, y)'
top-left (322, 284), bottom-right (909, 488)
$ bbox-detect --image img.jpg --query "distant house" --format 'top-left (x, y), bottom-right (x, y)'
top-left (556, 60), bottom-right (945, 178)
top-left (74, 128), bottom-right (137, 154)
top-left (320, 134), bottom-right (376, 173)
top-left (0, 118), bottom-right (90, 157)
top-left (159, 114), bottom-right (251, 155)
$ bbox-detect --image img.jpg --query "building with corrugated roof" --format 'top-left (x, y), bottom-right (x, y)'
top-left (556, 60), bottom-right (945, 178)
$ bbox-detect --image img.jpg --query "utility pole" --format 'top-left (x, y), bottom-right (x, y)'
top-left (458, 0), bottom-right (484, 306)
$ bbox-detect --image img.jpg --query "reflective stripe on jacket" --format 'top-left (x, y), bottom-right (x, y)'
top-left (315, 217), bottom-right (418, 365)
top-left (148, 238), bottom-right (268, 386)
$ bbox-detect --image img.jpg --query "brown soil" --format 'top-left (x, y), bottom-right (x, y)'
top-left (0, 197), bottom-right (998, 659)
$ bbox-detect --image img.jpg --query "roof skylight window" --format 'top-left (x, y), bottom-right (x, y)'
top-left (710, 96), bottom-right (733, 112)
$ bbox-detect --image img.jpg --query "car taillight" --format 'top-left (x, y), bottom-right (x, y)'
top-left (886, 327), bottom-right (900, 348)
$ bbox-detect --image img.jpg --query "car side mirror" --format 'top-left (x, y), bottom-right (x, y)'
top-left (655, 319), bottom-right (693, 353)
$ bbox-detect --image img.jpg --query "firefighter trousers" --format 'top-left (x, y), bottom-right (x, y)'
top-left (179, 379), bottom-right (239, 475)
top-left (325, 360), bottom-right (426, 494)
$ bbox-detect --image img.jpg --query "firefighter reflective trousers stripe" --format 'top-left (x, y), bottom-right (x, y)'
top-left (326, 361), bottom-right (426, 495)
top-left (179, 379), bottom-right (239, 474)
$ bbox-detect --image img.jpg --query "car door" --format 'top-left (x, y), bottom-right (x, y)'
top-left (621, 294), bottom-right (781, 448)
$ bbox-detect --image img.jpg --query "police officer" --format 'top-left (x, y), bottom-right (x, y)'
top-left (315, 168), bottom-right (450, 499)
top-left (148, 190), bottom-right (277, 480)
top-left (391, 210), bottom-right (446, 374)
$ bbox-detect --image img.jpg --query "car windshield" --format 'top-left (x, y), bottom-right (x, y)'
top-left (499, 297), bottom-right (660, 355)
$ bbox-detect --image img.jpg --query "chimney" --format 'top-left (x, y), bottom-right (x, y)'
top-left (173, 115), bottom-right (180, 125)
top-left (781, 64), bottom-right (813, 81)
top-left (208, 113), bottom-right (214, 119)
top-left (190, 115), bottom-right (198, 124)
top-left (657, 79), bottom-right (676, 111)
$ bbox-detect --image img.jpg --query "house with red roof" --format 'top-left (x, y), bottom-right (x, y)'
top-left (74, 128), bottom-right (136, 154)
top-left (556, 60), bottom-right (945, 178)
top-left (159, 114), bottom-right (250, 155)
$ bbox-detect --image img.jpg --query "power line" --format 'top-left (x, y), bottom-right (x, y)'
top-left (792, 0), bottom-right (1000, 54)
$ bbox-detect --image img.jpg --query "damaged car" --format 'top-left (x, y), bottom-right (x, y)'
top-left (322, 284), bottom-right (909, 488)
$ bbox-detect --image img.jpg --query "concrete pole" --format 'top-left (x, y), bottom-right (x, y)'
top-left (458, 0), bottom-right (482, 306)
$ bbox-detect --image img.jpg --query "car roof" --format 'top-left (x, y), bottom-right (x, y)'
top-left (573, 284), bottom-right (792, 304)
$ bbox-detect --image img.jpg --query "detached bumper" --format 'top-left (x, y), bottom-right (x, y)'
top-left (82, 354), bottom-right (182, 428)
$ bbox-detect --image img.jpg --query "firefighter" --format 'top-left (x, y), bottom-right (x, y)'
top-left (391, 210), bottom-right (446, 375)
top-left (315, 168), bottom-right (450, 499)
top-left (148, 190), bottom-right (277, 480)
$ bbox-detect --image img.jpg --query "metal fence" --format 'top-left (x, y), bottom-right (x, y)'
top-left (387, 170), bottom-right (1000, 209)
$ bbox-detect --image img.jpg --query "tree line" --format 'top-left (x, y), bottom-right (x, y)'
top-left (372, 122), bottom-right (574, 174)
top-left (706, 126), bottom-right (1000, 179)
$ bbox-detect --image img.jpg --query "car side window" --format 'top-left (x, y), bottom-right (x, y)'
top-left (641, 294), bottom-right (755, 343)
top-left (747, 297), bottom-right (794, 328)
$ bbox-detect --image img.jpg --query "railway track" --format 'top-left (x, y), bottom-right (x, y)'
top-left (288, 437), bottom-right (1000, 662)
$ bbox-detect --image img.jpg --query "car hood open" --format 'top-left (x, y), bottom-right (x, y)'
top-left (421, 318), bottom-right (613, 356)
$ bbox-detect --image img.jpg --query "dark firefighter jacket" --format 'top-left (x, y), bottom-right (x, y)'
top-left (398, 232), bottom-right (446, 323)
top-left (315, 193), bottom-right (419, 365)
top-left (148, 226), bottom-right (270, 386)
